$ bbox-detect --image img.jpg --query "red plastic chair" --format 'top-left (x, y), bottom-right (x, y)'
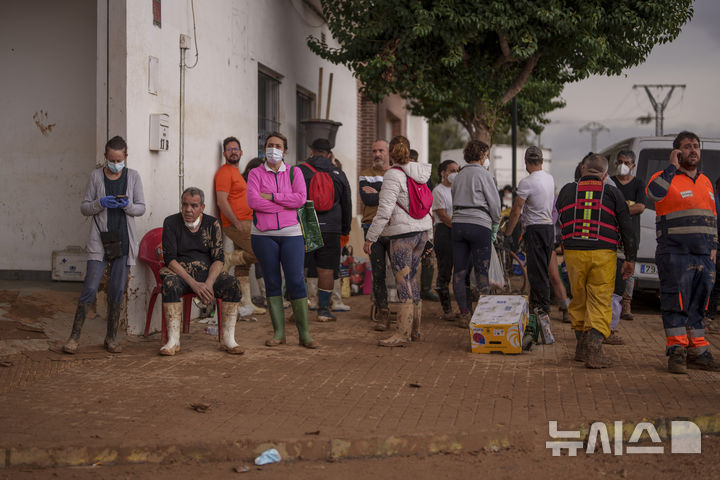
top-left (139, 228), bottom-right (223, 344)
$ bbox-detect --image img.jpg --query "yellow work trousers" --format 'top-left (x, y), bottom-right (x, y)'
top-left (564, 249), bottom-right (616, 338)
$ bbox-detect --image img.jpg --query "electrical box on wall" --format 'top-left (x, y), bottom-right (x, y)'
top-left (149, 113), bottom-right (169, 151)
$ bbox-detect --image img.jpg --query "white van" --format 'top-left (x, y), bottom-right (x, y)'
top-left (598, 136), bottom-right (720, 292)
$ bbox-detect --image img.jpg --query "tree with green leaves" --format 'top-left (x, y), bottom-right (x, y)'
top-left (308, 0), bottom-right (693, 144)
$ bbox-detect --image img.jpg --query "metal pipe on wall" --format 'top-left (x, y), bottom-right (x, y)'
top-left (179, 40), bottom-right (188, 209)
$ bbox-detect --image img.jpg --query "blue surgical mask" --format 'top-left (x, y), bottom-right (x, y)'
top-left (108, 161), bottom-right (125, 173)
top-left (265, 147), bottom-right (284, 165)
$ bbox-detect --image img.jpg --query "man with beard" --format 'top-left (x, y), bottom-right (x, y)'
top-left (215, 136), bottom-right (265, 315)
top-left (359, 139), bottom-right (394, 330)
top-left (647, 131), bottom-right (720, 374)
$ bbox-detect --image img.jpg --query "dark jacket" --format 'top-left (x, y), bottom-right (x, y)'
top-left (556, 175), bottom-right (637, 261)
top-left (298, 155), bottom-right (352, 235)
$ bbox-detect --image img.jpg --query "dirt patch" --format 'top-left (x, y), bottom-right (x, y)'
top-left (0, 289), bottom-right (78, 323)
top-left (0, 290), bottom-right (20, 304)
top-left (0, 320), bottom-right (47, 340)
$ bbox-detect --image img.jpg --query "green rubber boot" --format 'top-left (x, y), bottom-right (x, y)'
top-left (265, 296), bottom-right (286, 346)
top-left (291, 297), bottom-right (318, 349)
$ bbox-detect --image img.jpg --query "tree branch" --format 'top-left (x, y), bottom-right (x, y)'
top-left (500, 52), bottom-right (540, 104)
top-left (494, 31), bottom-right (513, 68)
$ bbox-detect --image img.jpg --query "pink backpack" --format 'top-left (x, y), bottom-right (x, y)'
top-left (392, 166), bottom-right (433, 219)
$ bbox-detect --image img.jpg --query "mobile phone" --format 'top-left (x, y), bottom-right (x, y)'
top-left (676, 152), bottom-right (682, 162)
top-left (115, 195), bottom-right (127, 200)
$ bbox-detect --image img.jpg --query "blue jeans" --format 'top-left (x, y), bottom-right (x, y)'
top-left (251, 235), bottom-right (307, 299)
top-left (452, 223), bottom-right (491, 314)
top-left (79, 257), bottom-right (129, 305)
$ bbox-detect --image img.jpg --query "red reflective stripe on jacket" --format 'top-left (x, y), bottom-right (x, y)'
top-left (679, 291), bottom-right (683, 311)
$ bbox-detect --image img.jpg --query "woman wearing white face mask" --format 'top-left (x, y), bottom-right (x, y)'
top-left (432, 160), bottom-right (460, 319)
top-left (450, 140), bottom-right (502, 328)
top-left (246, 131), bottom-right (318, 349)
top-left (63, 136), bottom-right (146, 354)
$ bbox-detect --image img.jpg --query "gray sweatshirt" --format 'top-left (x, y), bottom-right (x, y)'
top-left (450, 163), bottom-right (501, 229)
top-left (81, 167), bottom-right (146, 265)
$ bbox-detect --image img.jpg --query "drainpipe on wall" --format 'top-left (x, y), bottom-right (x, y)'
top-left (178, 35), bottom-right (191, 209)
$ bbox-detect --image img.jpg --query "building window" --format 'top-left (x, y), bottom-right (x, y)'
top-left (258, 70), bottom-right (281, 156)
top-left (296, 88), bottom-right (315, 162)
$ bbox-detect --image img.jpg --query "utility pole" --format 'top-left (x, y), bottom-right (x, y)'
top-left (579, 122), bottom-right (609, 152)
top-left (633, 84), bottom-right (686, 136)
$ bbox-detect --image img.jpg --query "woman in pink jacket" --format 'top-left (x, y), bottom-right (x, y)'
top-left (247, 132), bottom-right (317, 349)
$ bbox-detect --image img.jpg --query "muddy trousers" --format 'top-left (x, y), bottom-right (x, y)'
top-left (363, 224), bottom-right (391, 309)
top-left (79, 257), bottom-right (129, 304)
top-left (161, 271), bottom-right (241, 303)
top-left (452, 223), bottom-right (491, 314)
top-left (564, 249), bottom-right (615, 338)
top-left (388, 231), bottom-right (430, 302)
top-left (524, 224), bottom-right (554, 315)
top-left (223, 221), bottom-right (258, 277)
top-left (657, 252), bottom-right (714, 356)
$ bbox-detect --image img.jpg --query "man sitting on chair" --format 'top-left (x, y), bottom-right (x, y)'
top-left (159, 187), bottom-right (244, 355)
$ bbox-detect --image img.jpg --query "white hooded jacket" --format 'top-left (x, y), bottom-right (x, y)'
top-left (366, 161), bottom-right (433, 242)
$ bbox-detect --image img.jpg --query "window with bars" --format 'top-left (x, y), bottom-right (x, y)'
top-left (258, 70), bottom-right (280, 156)
top-left (296, 89), bottom-right (315, 162)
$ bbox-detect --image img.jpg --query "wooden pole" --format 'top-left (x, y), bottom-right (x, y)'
top-left (325, 73), bottom-right (334, 119)
top-left (317, 68), bottom-right (323, 118)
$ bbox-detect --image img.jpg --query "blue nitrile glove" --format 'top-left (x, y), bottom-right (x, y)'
top-left (116, 197), bottom-right (129, 209)
top-left (99, 196), bottom-right (120, 208)
top-left (491, 224), bottom-right (499, 243)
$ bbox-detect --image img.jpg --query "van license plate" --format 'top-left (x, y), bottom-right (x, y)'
top-left (640, 263), bottom-right (656, 274)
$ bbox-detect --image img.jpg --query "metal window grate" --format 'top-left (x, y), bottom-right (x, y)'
top-left (296, 89), bottom-right (315, 162)
top-left (258, 71), bottom-right (280, 156)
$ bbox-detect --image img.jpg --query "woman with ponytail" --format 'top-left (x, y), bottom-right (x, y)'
top-left (364, 136), bottom-right (433, 346)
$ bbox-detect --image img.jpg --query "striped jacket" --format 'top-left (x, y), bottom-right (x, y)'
top-left (646, 165), bottom-right (718, 255)
top-left (556, 175), bottom-right (636, 261)
top-left (359, 166), bottom-right (387, 224)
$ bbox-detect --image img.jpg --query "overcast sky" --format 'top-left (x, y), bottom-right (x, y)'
top-left (543, 0), bottom-right (720, 187)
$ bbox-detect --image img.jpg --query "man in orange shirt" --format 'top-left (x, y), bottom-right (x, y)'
top-left (215, 136), bottom-right (265, 315)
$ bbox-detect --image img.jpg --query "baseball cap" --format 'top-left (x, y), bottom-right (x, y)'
top-left (524, 146), bottom-right (543, 162)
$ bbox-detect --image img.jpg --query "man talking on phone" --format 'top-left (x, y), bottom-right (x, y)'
top-left (647, 131), bottom-right (720, 374)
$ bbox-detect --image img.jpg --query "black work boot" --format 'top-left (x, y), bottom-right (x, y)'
top-left (63, 302), bottom-right (91, 354)
top-left (687, 350), bottom-right (720, 371)
top-left (374, 306), bottom-right (391, 331)
top-left (668, 346), bottom-right (688, 374)
top-left (437, 288), bottom-right (453, 319)
top-left (104, 301), bottom-right (123, 354)
top-left (584, 328), bottom-right (611, 369)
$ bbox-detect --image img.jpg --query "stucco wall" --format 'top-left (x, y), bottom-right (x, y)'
top-left (0, 0), bottom-right (97, 272)
top-left (123, 0), bottom-right (359, 334)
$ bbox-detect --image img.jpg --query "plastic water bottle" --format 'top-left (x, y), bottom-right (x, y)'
top-left (204, 325), bottom-right (218, 335)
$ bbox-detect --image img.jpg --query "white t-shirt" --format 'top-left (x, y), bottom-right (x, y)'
top-left (431, 183), bottom-right (453, 225)
top-left (516, 170), bottom-right (554, 226)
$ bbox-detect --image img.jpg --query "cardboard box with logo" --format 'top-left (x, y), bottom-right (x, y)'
top-left (469, 295), bottom-right (528, 354)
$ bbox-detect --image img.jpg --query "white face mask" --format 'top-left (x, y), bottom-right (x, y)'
top-left (504, 194), bottom-right (513, 204)
top-left (184, 215), bottom-right (201, 229)
top-left (482, 158), bottom-right (490, 169)
top-left (265, 147), bottom-right (284, 165)
top-left (618, 163), bottom-right (631, 176)
top-left (447, 172), bottom-right (458, 184)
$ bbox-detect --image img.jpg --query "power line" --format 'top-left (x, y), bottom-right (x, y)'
top-left (633, 84), bottom-right (686, 136)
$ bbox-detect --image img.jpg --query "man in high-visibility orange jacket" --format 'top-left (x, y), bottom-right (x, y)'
top-left (647, 130), bottom-right (720, 374)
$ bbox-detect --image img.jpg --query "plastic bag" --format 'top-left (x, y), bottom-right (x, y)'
top-left (297, 200), bottom-right (324, 253)
top-left (489, 245), bottom-right (504, 290)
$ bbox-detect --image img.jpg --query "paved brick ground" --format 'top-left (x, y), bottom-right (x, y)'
top-left (1, 284), bottom-right (719, 466)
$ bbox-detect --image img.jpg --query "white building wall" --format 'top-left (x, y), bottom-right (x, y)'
top-left (406, 113), bottom-right (430, 163)
top-left (123, 0), bottom-right (358, 334)
top-left (0, 0), bottom-right (97, 272)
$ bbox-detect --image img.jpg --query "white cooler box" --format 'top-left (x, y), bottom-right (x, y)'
top-left (469, 295), bottom-right (528, 354)
top-left (51, 246), bottom-right (88, 282)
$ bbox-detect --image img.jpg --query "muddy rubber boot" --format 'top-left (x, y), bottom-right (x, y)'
top-left (573, 330), bottom-right (588, 362)
top-left (603, 330), bottom-right (624, 345)
top-left (437, 288), bottom-right (453, 320)
top-left (223, 249), bottom-right (246, 273)
top-left (306, 277), bottom-right (319, 310)
top-left (379, 301), bottom-right (413, 347)
top-left (621, 295), bottom-right (634, 320)
top-left (265, 296), bottom-right (286, 346)
top-left (104, 301), bottom-right (123, 353)
top-left (456, 311), bottom-right (471, 329)
top-left (63, 302), bottom-right (91, 354)
top-left (420, 260), bottom-right (439, 301)
top-left (687, 350), bottom-right (720, 371)
top-left (331, 278), bottom-right (351, 312)
top-left (239, 276), bottom-right (266, 315)
top-left (411, 300), bottom-right (423, 341)
top-left (584, 328), bottom-right (611, 369)
top-left (560, 298), bottom-right (571, 324)
top-left (220, 301), bottom-right (245, 354)
top-left (291, 297), bottom-right (318, 349)
top-left (374, 307), bottom-right (391, 331)
top-left (160, 302), bottom-right (182, 356)
top-left (667, 346), bottom-right (688, 374)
